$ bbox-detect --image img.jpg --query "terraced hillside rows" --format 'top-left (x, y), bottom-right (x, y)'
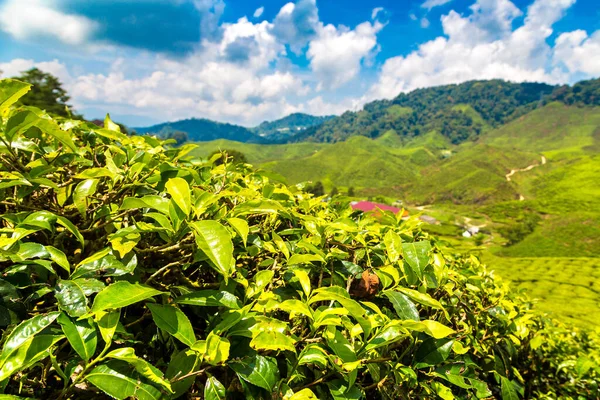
top-left (483, 256), bottom-right (600, 329)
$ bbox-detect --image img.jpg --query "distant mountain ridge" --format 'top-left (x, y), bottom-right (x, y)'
top-left (133, 112), bottom-right (334, 143)
top-left (288, 78), bottom-right (600, 144)
top-left (253, 113), bottom-right (335, 140)
top-left (133, 78), bottom-right (599, 145)
top-left (133, 118), bottom-right (264, 143)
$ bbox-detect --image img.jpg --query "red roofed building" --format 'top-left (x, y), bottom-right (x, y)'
top-left (350, 201), bottom-right (409, 217)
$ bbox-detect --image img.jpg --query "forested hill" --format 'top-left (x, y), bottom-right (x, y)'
top-left (289, 78), bottom-right (600, 144)
top-left (134, 113), bottom-right (334, 143)
top-left (133, 78), bottom-right (599, 144)
top-left (134, 118), bottom-right (264, 143)
top-left (253, 113), bottom-right (335, 139)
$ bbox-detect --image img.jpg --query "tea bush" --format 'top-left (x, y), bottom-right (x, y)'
top-left (0, 79), bottom-right (598, 399)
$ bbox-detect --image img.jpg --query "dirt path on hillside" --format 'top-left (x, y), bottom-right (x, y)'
top-left (506, 156), bottom-right (546, 182)
top-left (506, 156), bottom-right (547, 201)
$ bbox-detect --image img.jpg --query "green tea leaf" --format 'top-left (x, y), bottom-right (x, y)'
top-left (289, 388), bottom-right (319, 399)
top-left (0, 79), bottom-right (31, 113)
top-left (190, 220), bottom-right (234, 281)
top-left (288, 254), bottom-right (325, 266)
top-left (108, 226), bottom-right (141, 258)
top-left (232, 199), bottom-right (284, 216)
top-left (86, 362), bottom-right (163, 400)
top-left (166, 349), bottom-right (200, 397)
top-left (395, 287), bottom-right (445, 311)
top-left (276, 299), bottom-right (313, 319)
top-left (20, 211), bottom-right (56, 232)
top-left (46, 246), bottom-right (70, 273)
top-left (166, 177), bottom-right (191, 215)
top-left (33, 118), bottom-right (78, 152)
top-left (103, 114), bottom-right (122, 133)
top-left (432, 381), bottom-right (455, 400)
top-left (95, 310), bottom-right (120, 346)
top-left (204, 376), bottom-right (226, 400)
top-left (298, 345), bottom-right (329, 369)
top-left (363, 322), bottom-right (408, 352)
top-left (0, 312), bottom-right (60, 367)
top-left (105, 347), bottom-right (173, 393)
top-left (384, 230), bottom-right (402, 263)
top-left (291, 268), bottom-right (312, 298)
top-left (310, 286), bottom-right (371, 337)
top-left (55, 279), bottom-right (89, 317)
top-left (175, 290), bottom-right (241, 309)
top-left (500, 377), bottom-right (520, 400)
top-left (192, 333), bottom-right (230, 365)
top-left (91, 282), bottom-right (164, 313)
top-left (56, 216), bottom-right (85, 248)
top-left (73, 179), bottom-right (98, 216)
top-left (327, 379), bottom-right (363, 400)
top-left (0, 334), bottom-right (64, 381)
top-left (402, 241), bottom-right (431, 279)
top-left (401, 320), bottom-right (455, 339)
top-left (384, 291), bottom-right (419, 321)
top-left (415, 338), bottom-right (454, 368)
top-left (57, 314), bottom-right (97, 361)
top-left (229, 354), bottom-right (279, 392)
top-left (247, 270), bottom-right (273, 298)
top-left (324, 327), bottom-right (357, 363)
top-left (147, 303), bottom-right (195, 346)
top-left (227, 218), bottom-right (249, 247)
top-left (250, 330), bottom-right (297, 353)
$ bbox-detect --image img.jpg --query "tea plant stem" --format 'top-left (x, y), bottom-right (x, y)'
top-left (293, 372), bottom-right (336, 391)
top-left (136, 237), bottom-right (193, 254)
top-left (81, 211), bottom-right (130, 233)
top-left (171, 367), bottom-right (211, 383)
top-left (362, 357), bottom-right (393, 364)
top-left (145, 260), bottom-right (181, 284)
top-left (58, 350), bottom-right (109, 400)
top-left (124, 312), bottom-right (150, 328)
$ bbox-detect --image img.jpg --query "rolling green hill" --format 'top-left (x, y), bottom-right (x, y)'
top-left (263, 135), bottom-right (421, 191)
top-left (190, 139), bottom-right (326, 164)
top-left (134, 118), bottom-right (264, 143)
top-left (291, 80), bottom-right (558, 143)
top-left (290, 78), bottom-right (600, 145)
top-left (191, 102), bottom-right (599, 207)
top-left (482, 101), bottom-right (600, 156)
top-left (253, 113), bottom-right (335, 140)
top-left (134, 112), bottom-right (335, 144)
top-left (406, 144), bottom-right (538, 204)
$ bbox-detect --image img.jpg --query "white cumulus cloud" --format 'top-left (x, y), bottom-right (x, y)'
top-left (272, 0), bottom-right (321, 54)
top-left (369, 0), bottom-right (578, 100)
top-left (64, 15), bottom-right (311, 126)
top-left (0, 58), bottom-right (73, 84)
top-left (553, 30), bottom-right (600, 76)
top-left (0, 0), bottom-right (97, 46)
top-left (308, 20), bottom-right (385, 90)
top-left (254, 6), bottom-right (265, 18)
top-left (422, 0), bottom-right (454, 10)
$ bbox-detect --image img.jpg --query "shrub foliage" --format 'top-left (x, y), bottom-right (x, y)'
top-left (0, 79), bottom-right (598, 399)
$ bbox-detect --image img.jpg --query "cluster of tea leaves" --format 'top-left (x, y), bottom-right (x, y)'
top-left (0, 79), bottom-right (598, 399)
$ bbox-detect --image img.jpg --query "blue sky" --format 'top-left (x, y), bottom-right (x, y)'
top-left (1, 0), bottom-right (599, 127)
